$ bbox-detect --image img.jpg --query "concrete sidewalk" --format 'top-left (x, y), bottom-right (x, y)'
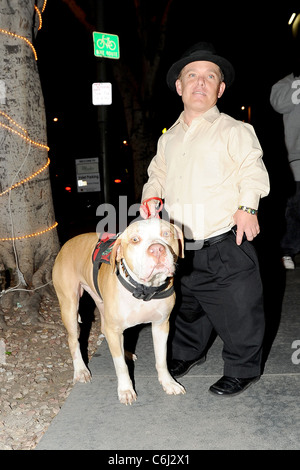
top-left (36, 261), bottom-right (300, 451)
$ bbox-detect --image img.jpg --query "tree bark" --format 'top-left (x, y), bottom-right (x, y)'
top-left (0, 0), bottom-right (59, 327)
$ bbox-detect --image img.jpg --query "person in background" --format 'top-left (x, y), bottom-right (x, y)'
top-left (270, 69), bottom-right (300, 269)
top-left (140, 42), bottom-right (270, 396)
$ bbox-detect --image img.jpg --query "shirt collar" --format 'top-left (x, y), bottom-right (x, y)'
top-left (171, 105), bottom-right (220, 129)
top-left (201, 105), bottom-right (220, 123)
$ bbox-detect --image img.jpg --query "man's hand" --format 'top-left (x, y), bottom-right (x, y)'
top-left (140, 200), bottom-right (158, 219)
top-left (233, 210), bottom-right (260, 245)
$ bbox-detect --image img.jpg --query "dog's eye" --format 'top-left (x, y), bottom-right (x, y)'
top-left (131, 236), bottom-right (140, 243)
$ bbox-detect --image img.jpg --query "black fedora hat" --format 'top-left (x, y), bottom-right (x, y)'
top-left (166, 42), bottom-right (235, 92)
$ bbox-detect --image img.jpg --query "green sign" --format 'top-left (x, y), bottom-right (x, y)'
top-left (93, 32), bottom-right (120, 59)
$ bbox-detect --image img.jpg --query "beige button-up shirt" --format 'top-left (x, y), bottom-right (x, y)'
top-left (142, 106), bottom-right (270, 240)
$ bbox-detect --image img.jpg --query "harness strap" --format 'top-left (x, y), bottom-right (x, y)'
top-left (92, 233), bottom-right (119, 297)
top-left (93, 255), bottom-right (102, 297)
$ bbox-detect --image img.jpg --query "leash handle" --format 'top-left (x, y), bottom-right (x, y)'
top-left (142, 197), bottom-right (163, 218)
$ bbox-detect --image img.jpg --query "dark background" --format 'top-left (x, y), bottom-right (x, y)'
top-left (35, 1), bottom-right (299, 244)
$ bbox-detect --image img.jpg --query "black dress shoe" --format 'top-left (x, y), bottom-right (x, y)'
top-left (169, 356), bottom-right (206, 378)
top-left (209, 375), bottom-right (260, 396)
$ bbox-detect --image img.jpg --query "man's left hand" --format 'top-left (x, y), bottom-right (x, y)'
top-left (233, 210), bottom-right (260, 245)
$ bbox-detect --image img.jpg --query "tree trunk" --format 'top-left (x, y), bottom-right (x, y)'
top-left (0, 0), bottom-right (59, 328)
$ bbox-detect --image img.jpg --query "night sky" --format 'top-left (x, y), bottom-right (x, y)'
top-left (34, 0), bottom-right (299, 239)
top-left (36, 1), bottom-right (299, 145)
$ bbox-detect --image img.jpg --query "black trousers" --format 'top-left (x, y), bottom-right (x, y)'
top-left (171, 232), bottom-right (265, 378)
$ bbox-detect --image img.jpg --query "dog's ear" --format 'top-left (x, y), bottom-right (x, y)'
top-left (173, 224), bottom-right (185, 258)
top-left (110, 237), bottom-right (123, 272)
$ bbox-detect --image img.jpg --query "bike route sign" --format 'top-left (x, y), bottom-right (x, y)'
top-left (93, 32), bottom-right (120, 59)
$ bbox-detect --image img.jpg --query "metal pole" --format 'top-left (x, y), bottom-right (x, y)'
top-left (95, 0), bottom-right (110, 204)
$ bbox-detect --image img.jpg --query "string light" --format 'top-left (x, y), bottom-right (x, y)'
top-left (0, 112), bottom-right (56, 238)
top-left (34, 5), bottom-right (43, 31)
top-left (0, 111), bottom-right (49, 150)
top-left (0, 222), bottom-right (58, 242)
top-left (0, 109), bottom-right (54, 237)
top-left (0, 1), bottom-right (57, 243)
top-left (0, 157), bottom-right (50, 197)
top-left (41, 1), bottom-right (48, 13)
top-left (0, 111), bottom-right (28, 135)
top-left (288, 13), bottom-right (296, 25)
top-left (0, 28), bottom-right (38, 61)
top-left (0, 2), bottom-right (47, 59)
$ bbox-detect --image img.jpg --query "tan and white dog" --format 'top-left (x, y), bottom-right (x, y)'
top-left (52, 218), bottom-right (185, 404)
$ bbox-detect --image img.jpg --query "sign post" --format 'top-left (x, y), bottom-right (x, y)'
top-left (93, 14), bottom-right (120, 204)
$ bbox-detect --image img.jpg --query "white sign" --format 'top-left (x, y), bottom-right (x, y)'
top-left (92, 82), bottom-right (112, 105)
top-left (75, 158), bottom-right (101, 193)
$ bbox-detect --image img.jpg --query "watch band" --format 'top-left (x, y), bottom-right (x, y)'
top-left (238, 205), bottom-right (258, 215)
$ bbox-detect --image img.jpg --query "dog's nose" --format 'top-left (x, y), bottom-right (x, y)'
top-left (147, 243), bottom-right (165, 259)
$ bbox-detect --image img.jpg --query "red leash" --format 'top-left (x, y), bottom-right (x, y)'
top-left (142, 197), bottom-right (163, 218)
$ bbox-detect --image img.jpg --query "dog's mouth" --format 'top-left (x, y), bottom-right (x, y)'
top-left (140, 263), bottom-right (174, 284)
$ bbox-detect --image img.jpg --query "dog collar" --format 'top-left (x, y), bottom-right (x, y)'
top-left (117, 259), bottom-right (174, 302)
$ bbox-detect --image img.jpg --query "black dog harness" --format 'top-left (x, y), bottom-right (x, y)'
top-left (92, 233), bottom-right (174, 301)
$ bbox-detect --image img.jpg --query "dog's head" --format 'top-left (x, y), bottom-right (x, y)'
top-left (110, 218), bottom-right (184, 286)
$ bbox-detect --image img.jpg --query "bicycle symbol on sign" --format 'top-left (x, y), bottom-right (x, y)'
top-left (96, 35), bottom-right (117, 51)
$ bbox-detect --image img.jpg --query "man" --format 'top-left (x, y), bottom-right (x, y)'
top-left (140, 43), bottom-right (270, 396)
top-left (270, 72), bottom-right (300, 270)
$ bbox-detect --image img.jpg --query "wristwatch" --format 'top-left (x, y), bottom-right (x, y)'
top-left (238, 205), bottom-right (258, 215)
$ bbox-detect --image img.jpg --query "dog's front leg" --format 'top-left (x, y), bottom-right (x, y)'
top-left (152, 321), bottom-right (185, 396)
top-left (105, 327), bottom-right (137, 405)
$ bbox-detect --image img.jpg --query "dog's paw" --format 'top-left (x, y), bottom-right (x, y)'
top-left (118, 388), bottom-right (137, 405)
top-left (73, 368), bottom-right (91, 383)
top-left (97, 333), bottom-right (105, 346)
top-left (161, 378), bottom-right (186, 396)
top-left (158, 370), bottom-right (186, 395)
